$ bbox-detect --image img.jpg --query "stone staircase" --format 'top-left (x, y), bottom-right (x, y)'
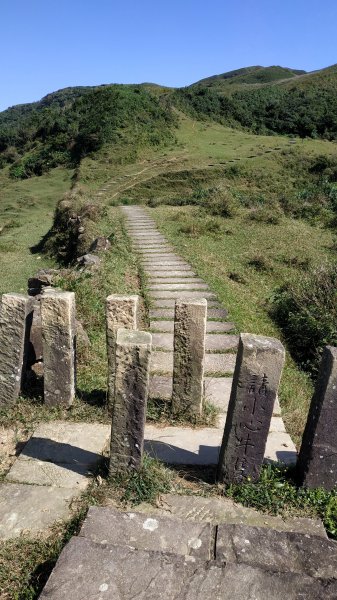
top-left (40, 496), bottom-right (337, 599)
top-left (122, 206), bottom-right (297, 467)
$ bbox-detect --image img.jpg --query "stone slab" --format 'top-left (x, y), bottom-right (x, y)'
top-left (205, 334), bottom-right (239, 352)
top-left (151, 351), bottom-right (236, 375)
top-left (145, 424), bottom-right (296, 466)
top-left (145, 266), bottom-right (194, 273)
top-left (146, 270), bottom-right (197, 278)
top-left (204, 377), bottom-right (233, 411)
top-left (149, 278), bottom-right (203, 285)
top-left (40, 537), bottom-right (337, 600)
top-left (5, 422), bottom-right (110, 488)
top-left (149, 306), bottom-right (226, 319)
top-left (136, 493), bottom-right (327, 537)
top-left (216, 523), bottom-right (337, 578)
top-left (150, 320), bottom-right (234, 333)
top-left (149, 282), bottom-right (209, 291)
top-left (79, 506), bottom-right (212, 559)
top-left (0, 483), bottom-right (79, 539)
top-left (149, 374), bottom-right (172, 399)
top-left (150, 290), bottom-right (216, 300)
top-left (152, 299), bottom-right (222, 309)
top-left (207, 308), bottom-right (229, 319)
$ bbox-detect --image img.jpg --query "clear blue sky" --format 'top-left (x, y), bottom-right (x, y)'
top-left (1, 0), bottom-right (336, 111)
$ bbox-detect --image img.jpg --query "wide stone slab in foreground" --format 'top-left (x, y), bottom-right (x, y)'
top-left (40, 537), bottom-right (337, 600)
top-left (217, 523), bottom-right (337, 579)
top-left (135, 493), bottom-right (327, 537)
top-left (80, 506), bottom-right (212, 559)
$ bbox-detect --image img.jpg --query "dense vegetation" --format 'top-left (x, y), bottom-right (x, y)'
top-left (172, 85), bottom-right (337, 139)
top-left (0, 85), bottom-right (176, 178)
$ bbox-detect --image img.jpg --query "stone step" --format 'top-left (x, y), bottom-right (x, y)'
top-left (149, 306), bottom-right (228, 319)
top-left (5, 422), bottom-right (110, 490)
top-left (151, 333), bottom-right (239, 352)
top-left (216, 523), bottom-right (337, 579)
top-left (152, 299), bottom-right (222, 308)
top-left (144, 422), bottom-right (296, 465)
top-left (150, 320), bottom-right (235, 333)
top-left (150, 290), bottom-right (217, 300)
top-left (79, 506), bottom-right (212, 559)
top-left (148, 277), bottom-right (205, 284)
top-left (149, 282), bottom-right (209, 291)
top-left (0, 483), bottom-right (80, 540)
top-left (147, 270), bottom-right (198, 278)
top-left (135, 494), bottom-right (327, 538)
top-left (40, 536), bottom-right (337, 599)
top-left (150, 350), bottom-right (237, 375)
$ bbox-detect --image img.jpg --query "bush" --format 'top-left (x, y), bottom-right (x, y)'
top-left (270, 263), bottom-right (337, 374)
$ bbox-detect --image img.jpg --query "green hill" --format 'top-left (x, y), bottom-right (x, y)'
top-left (192, 65), bottom-right (306, 94)
top-left (0, 84), bottom-right (176, 179)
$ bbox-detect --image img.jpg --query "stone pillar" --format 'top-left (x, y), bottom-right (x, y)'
top-left (0, 293), bottom-right (33, 405)
top-left (217, 333), bottom-right (285, 485)
top-left (297, 346), bottom-right (337, 490)
top-left (106, 295), bottom-right (139, 409)
top-left (109, 329), bottom-right (152, 475)
top-left (41, 289), bottom-right (76, 407)
top-left (172, 299), bottom-right (207, 418)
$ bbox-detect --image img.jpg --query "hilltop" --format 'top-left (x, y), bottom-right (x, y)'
top-left (190, 65), bottom-right (307, 94)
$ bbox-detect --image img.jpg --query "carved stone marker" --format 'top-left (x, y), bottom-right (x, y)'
top-left (106, 295), bottom-right (138, 408)
top-left (41, 289), bottom-right (76, 407)
top-left (217, 333), bottom-right (285, 485)
top-left (109, 329), bottom-right (152, 475)
top-left (172, 298), bottom-right (207, 417)
top-left (297, 346), bottom-right (337, 490)
top-left (0, 293), bottom-right (32, 405)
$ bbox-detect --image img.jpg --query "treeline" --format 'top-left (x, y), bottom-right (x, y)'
top-left (172, 85), bottom-right (337, 140)
top-left (0, 85), bottom-right (176, 178)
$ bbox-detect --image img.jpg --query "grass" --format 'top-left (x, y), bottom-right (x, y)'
top-left (0, 167), bottom-right (73, 295)
top-left (147, 397), bottom-right (219, 427)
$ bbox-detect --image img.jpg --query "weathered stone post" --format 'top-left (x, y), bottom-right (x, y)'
top-left (106, 295), bottom-right (139, 409)
top-left (297, 346), bottom-right (337, 490)
top-left (0, 293), bottom-right (33, 405)
top-left (217, 333), bottom-right (285, 485)
top-left (40, 289), bottom-right (76, 407)
top-left (172, 298), bottom-right (207, 418)
top-left (109, 329), bottom-right (152, 474)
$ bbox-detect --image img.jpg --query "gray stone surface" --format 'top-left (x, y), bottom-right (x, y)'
top-left (0, 483), bottom-right (79, 539)
top-left (216, 523), bottom-right (337, 578)
top-left (136, 493), bottom-right (327, 537)
top-left (79, 506), bottom-right (212, 558)
top-left (151, 332), bottom-right (173, 350)
top-left (297, 345), bottom-right (337, 490)
top-left (150, 320), bottom-right (234, 333)
top-left (106, 295), bottom-right (139, 408)
top-left (172, 299), bottom-right (207, 417)
top-left (41, 289), bottom-right (76, 407)
top-left (149, 278), bottom-right (204, 285)
top-left (145, 422), bottom-right (296, 466)
top-left (217, 333), bottom-right (285, 484)
top-left (150, 290), bottom-right (216, 300)
top-left (0, 293), bottom-right (32, 405)
top-left (5, 421), bottom-right (110, 489)
top-left (150, 351), bottom-right (236, 375)
top-left (204, 377), bottom-right (233, 411)
top-left (205, 333), bottom-right (239, 352)
top-left (40, 536), bottom-right (337, 600)
top-left (110, 329), bottom-right (152, 474)
top-left (149, 374), bottom-right (172, 399)
top-left (149, 282), bottom-right (209, 291)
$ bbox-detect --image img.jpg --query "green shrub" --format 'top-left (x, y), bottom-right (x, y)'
top-left (270, 263), bottom-right (337, 374)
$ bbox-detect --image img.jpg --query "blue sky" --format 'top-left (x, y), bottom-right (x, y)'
top-left (1, 0), bottom-right (336, 111)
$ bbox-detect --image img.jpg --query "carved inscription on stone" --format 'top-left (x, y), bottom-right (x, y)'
top-left (217, 334), bottom-right (285, 485)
